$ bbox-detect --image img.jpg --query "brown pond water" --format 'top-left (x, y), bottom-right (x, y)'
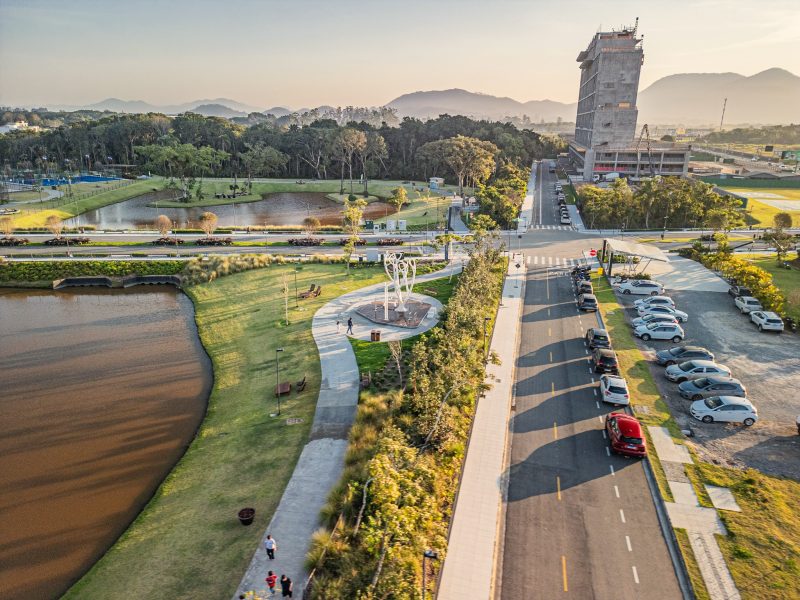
top-left (68, 191), bottom-right (394, 229)
top-left (0, 287), bottom-right (212, 599)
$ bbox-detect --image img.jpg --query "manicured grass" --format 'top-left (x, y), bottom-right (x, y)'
top-left (63, 263), bottom-right (386, 600)
top-left (8, 190), bottom-right (43, 201)
top-left (10, 179), bottom-right (159, 228)
top-left (745, 253), bottom-right (800, 320)
top-left (373, 192), bottom-right (448, 228)
top-left (715, 187), bottom-right (800, 227)
top-left (695, 463), bottom-right (800, 600)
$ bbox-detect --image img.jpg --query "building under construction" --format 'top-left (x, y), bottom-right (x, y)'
top-left (567, 24), bottom-right (690, 181)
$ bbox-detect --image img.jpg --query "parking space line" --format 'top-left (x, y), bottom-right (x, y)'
top-left (602, 430), bottom-right (607, 439)
top-left (598, 415), bottom-right (604, 424)
top-left (626, 535), bottom-right (632, 552)
top-left (596, 400), bottom-right (600, 409)
top-left (605, 446), bottom-right (610, 456)
top-left (610, 465), bottom-right (615, 476)
top-left (593, 389), bottom-right (598, 396)
top-left (614, 484), bottom-right (620, 498)
top-left (620, 508), bottom-right (626, 523)
top-left (632, 566), bottom-right (639, 584)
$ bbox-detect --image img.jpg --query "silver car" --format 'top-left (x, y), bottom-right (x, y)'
top-left (631, 313), bottom-right (678, 328)
top-left (678, 376), bottom-right (746, 400)
top-left (665, 360), bottom-right (731, 383)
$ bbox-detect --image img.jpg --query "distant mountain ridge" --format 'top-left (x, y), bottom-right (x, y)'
top-left (33, 68), bottom-right (799, 125)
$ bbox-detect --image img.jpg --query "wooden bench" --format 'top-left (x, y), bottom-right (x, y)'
top-left (299, 284), bottom-right (316, 299)
top-left (296, 375), bottom-right (307, 392)
top-left (274, 382), bottom-right (291, 397)
top-left (312, 286), bottom-right (322, 298)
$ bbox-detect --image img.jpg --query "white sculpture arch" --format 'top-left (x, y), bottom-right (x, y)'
top-left (383, 252), bottom-right (417, 314)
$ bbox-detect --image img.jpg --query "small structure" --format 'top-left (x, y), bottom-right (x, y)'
top-left (600, 238), bottom-right (669, 278)
top-left (429, 177), bottom-right (445, 190)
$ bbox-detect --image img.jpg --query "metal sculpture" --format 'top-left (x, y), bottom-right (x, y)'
top-left (383, 252), bottom-right (417, 315)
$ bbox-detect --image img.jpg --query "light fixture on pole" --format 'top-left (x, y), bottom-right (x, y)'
top-left (483, 317), bottom-right (491, 360)
top-left (422, 549), bottom-right (438, 600)
top-left (275, 347), bottom-right (284, 416)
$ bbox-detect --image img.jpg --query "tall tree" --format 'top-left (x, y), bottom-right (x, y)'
top-left (332, 128), bottom-right (367, 195)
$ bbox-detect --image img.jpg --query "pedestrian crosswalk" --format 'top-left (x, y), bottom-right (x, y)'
top-left (525, 255), bottom-right (585, 267)
top-left (529, 225), bottom-right (575, 231)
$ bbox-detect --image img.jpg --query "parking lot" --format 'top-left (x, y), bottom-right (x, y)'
top-left (615, 271), bottom-right (800, 480)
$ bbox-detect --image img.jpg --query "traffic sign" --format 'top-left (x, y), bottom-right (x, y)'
top-left (589, 249), bottom-right (597, 257)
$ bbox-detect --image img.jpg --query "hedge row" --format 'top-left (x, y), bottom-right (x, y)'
top-left (0, 260), bottom-right (185, 282)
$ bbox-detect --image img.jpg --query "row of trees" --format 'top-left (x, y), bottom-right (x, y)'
top-left (702, 124), bottom-right (800, 145)
top-left (0, 112), bottom-right (565, 186)
top-left (577, 177), bottom-right (745, 231)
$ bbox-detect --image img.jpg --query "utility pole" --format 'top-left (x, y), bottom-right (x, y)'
top-left (719, 98), bottom-right (727, 132)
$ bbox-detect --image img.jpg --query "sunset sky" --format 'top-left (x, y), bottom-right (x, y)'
top-left (1, 0), bottom-right (798, 108)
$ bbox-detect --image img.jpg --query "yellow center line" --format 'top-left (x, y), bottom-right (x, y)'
top-left (562, 555), bottom-right (568, 592)
top-left (556, 475), bottom-right (562, 500)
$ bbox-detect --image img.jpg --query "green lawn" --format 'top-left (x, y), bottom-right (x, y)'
top-left (63, 263), bottom-right (386, 600)
top-left (10, 179), bottom-right (160, 228)
top-left (745, 253), bottom-right (800, 320)
top-left (715, 187), bottom-right (800, 227)
top-left (594, 275), bottom-right (800, 599)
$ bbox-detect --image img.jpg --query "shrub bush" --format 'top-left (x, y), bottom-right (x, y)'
top-left (0, 260), bottom-right (184, 282)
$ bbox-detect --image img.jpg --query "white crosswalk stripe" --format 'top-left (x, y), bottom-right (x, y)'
top-left (522, 255), bottom-right (583, 268)
top-left (530, 225), bottom-right (575, 231)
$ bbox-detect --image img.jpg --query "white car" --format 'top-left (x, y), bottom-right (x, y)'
top-left (599, 374), bottom-right (630, 405)
top-left (636, 305), bottom-right (689, 322)
top-left (734, 296), bottom-right (763, 314)
top-left (750, 311), bottom-right (784, 332)
top-left (634, 322), bottom-right (684, 342)
top-left (631, 313), bottom-right (679, 328)
top-left (560, 215), bottom-right (571, 225)
top-left (690, 396), bottom-right (758, 426)
top-left (665, 359), bottom-right (731, 383)
top-left (634, 295), bottom-right (675, 309)
top-left (616, 280), bottom-right (665, 296)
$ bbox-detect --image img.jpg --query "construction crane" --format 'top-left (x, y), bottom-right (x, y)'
top-left (636, 124), bottom-right (657, 178)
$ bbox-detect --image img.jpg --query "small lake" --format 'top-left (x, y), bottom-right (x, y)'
top-left (68, 191), bottom-right (395, 229)
top-left (0, 287), bottom-right (212, 599)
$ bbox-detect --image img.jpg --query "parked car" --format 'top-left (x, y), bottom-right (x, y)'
top-left (599, 374), bottom-right (630, 405)
top-left (734, 296), bottom-right (763, 314)
top-left (678, 376), bottom-right (747, 400)
top-left (665, 360), bottom-right (731, 383)
top-left (636, 305), bottom-right (689, 322)
top-left (605, 413), bottom-right (647, 457)
top-left (578, 293), bottom-right (598, 311)
top-left (728, 284), bottom-right (752, 298)
top-left (576, 281), bottom-right (593, 295)
top-left (592, 348), bottom-right (619, 374)
top-left (750, 311), bottom-right (784, 332)
top-left (616, 280), bottom-right (665, 296)
top-left (631, 313), bottom-right (679, 328)
top-left (690, 396), bottom-right (758, 426)
top-left (634, 322), bottom-right (685, 342)
top-left (560, 214), bottom-right (572, 225)
top-left (655, 345), bottom-right (715, 366)
top-left (633, 295), bottom-right (675, 309)
top-left (585, 327), bottom-right (611, 349)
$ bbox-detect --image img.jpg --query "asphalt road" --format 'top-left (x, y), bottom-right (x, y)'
top-left (498, 165), bottom-right (682, 599)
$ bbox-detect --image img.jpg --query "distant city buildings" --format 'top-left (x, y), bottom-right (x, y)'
top-left (0, 120), bottom-right (41, 135)
top-left (568, 25), bottom-right (690, 182)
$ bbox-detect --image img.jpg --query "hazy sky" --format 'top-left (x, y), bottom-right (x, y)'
top-left (1, 0), bottom-right (798, 109)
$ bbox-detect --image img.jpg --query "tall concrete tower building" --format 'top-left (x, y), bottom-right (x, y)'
top-left (568, 22), bottom-right (690, 182)
top-left (574, 26), bottom-right (643, 148)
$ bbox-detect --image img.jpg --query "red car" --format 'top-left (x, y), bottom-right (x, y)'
top-left (605, 413), bottom-right (647, 457)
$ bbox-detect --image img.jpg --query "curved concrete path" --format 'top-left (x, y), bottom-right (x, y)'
top-left (234, 261), bottom-right (463, 598)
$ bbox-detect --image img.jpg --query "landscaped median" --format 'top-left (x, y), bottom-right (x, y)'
top-left (594, 275), bottom-right (800, 600)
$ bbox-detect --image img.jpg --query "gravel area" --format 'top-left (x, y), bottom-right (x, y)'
top-left (617, 289), bottom-right (800, 480)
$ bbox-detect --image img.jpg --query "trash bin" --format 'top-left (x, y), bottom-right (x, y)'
top-left (371, 330), bottom-right (381, 342)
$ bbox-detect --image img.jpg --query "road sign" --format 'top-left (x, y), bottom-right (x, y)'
top-left (589, 249), bottom-right (597, 257)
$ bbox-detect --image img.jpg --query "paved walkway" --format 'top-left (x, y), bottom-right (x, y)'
top-left (437, 255), bottom-right (526, 599)
top-left (648, 426), bottom-right (741, 600)
top-left (233, 261), bottom-right (463, 599)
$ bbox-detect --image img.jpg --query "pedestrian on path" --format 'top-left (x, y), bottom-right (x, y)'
top-left (346, 317), bottom-right (353, 335)
top-left (264, 534), bottom-right (277, 560)
top-left (266, 571), bottom-right (277, 595)
top-left (336, 319), bottom-right (341, 333)
top-left (280, 574), bottom-right (293, 598)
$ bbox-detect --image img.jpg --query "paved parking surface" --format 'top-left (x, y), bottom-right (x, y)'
top-left (617, 289), bottom-right (800, 480)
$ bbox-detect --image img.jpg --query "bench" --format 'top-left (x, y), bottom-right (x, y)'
top-left (274, 382), bottom-right (291, 397)
top-left (296, 375), bottom-right (307, 392)
top-left (312, 286), bottom-right (322, 298)
top-left (299, 284), bottom-right (316, 299)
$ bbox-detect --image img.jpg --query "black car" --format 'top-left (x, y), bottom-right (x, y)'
top-left (655, 345), bottom-right (715, 366)
top-left (592, 348), bottom-right (619, 374)
top-left (728, 285), bottom-right (752, 298)
top-left (586, 327), bottom-right (611, 349)
top-left (576, 281), bottom-right (593, 295)
top-left (578, 293), bottom-right (598, 311)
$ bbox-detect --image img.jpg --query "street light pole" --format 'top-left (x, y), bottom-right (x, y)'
top-left (483, 317), bottom-right (491, 361)
top-left (422, 549), bottom-right (438, 600)
top-left (294, 269), bottom-right (299, 308)
top-left (275, 347), bottom-right (284, 415)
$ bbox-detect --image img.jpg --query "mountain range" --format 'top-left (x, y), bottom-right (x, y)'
top-left (42, 68), bottom-right (799, 125)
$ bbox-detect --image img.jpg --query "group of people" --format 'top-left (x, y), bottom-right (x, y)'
top-left (262, 535), bottom-right (293, 597)
top-left (336, 317), bottom-right (354, 335)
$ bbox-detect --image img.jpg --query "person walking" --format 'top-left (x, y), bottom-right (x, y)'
top-left (346, 317), bottom-right (354, 335)
top-left (265, 571), bottom-right (278, 595)
top-left (264, 534), bottom-right (277, 560)
top-left (336, 319), bottom-right (341, 333)
top-left (280, 574), bottom-right (293, 598)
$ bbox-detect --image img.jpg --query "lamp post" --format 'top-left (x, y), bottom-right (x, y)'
top-left (294, 268), bottom-right (299, 308)
top-left (662, 215), bottom-right (668, 241)
top-left (483, 317), bottom-right (491, 361)
top-left (275, 347), bottom-right (284, 415)
top-left (422, 549), bottom-right (438, 600)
